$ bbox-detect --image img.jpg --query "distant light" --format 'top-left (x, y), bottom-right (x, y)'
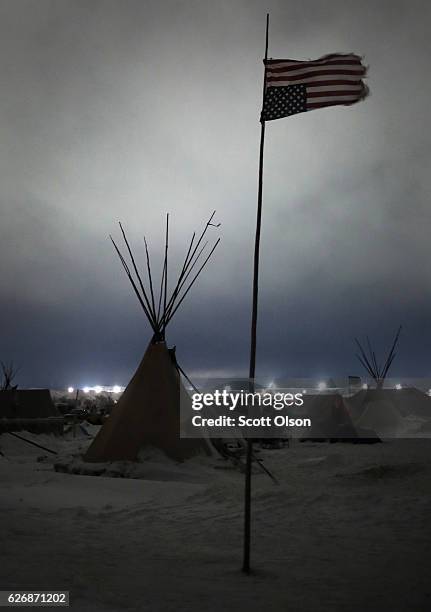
top-left (428, 389), bottom-right (431, 397)
top-left (302, 389), bottom-right (307, 395)
top-left (395, 383), bottom-right (402, 390)
top-left (83, 386), bottom-right (90, 393)
top-left (94, 386), bottom-right (102, 394)
top-left (362, 383), bottom-right (368, 390)
top-left (112, 385), bottom-right (122, 394)
top-left (317, 382), bottom-right (327, 391)
top-left (267, 381), bottom-right (274, 389)
top-left (67, 387), bottom-right (74, 393)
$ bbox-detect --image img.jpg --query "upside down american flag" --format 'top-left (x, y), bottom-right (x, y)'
top-left (261, 53), bottom-right (368, 121)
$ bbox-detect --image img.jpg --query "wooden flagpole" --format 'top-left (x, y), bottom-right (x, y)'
top-left (242, 12), bottom-right (269, 574)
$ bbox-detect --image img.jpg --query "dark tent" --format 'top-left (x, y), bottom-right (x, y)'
top-left (294, 393), bottom-right (379, 442)
top-left (0, 389), bottom-right (59, 418)
top-left (347, 387), bottom-right (431, 420)
top-left (0, 389), bottom-right (62, 434)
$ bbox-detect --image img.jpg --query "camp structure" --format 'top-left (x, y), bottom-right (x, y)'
top-left (0, 389), bottom-right (63, 434)
top-left (297, 393), bottom-right (357, 441)
top-left (348, 325), bottom-right (416, 438)
top-left (355, 325), bottom-right (402, 389)
top-left (293, 393), bottom-right (380, 443)
top-left (84, 213), bottom-right (220, 463)
top-left (346, 387), bottom-right (431, 438)
top-left (349, 390), bottom-right (404, 438)
top-left (346, 387), bottom-right (431, 421)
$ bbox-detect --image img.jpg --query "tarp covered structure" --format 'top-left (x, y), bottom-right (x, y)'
top-left (0, 389), bottom-right (62, 434)
top-left (0, 389), bottom-right (59, 419)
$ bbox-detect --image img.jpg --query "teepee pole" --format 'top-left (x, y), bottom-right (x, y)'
top-left (143, 237), bottom-right (157, 321)
top-left (243, 12), bottom-right (269, 575)
top-left (110, 236), bottom-right (159, 335)
top-left (164, 238), bottom-right (220, 325)
top-left (162, 214), bottom-right (169, 336)
top-left (117, 224), bottom-right (158, 328)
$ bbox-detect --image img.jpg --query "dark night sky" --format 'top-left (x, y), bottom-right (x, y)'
top-left (1, 0), bottom-right (430, 388)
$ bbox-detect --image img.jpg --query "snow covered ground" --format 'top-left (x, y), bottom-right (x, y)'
top-left (1, 430), bottom-right (431, 611)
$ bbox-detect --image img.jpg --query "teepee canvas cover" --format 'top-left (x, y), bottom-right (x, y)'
top-left (85, 341), bottom-right (212, 462)
top-left (355, 396), bottom-right (403, 438)
top-left (347, 389), bottom-right (404, 438)
top-left (346, 387), bottom-right (431, 438)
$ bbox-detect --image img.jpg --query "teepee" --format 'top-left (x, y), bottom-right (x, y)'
top-left (84, 213), bottom-right (220, 463)
top-left (355, 325), bottom-right (402, 389)
top-left (347, 326), bottom-right (412, 438)
top-left (347, 389), bottom-right (405, 438)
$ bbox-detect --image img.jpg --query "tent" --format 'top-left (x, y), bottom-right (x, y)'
top-left (297, 393), bottom-right (358, 440)
top-left (0, 389), bottom-right (58, 418)
top-left (84, 213), bottom-right (220, 463)
top-left (295, 393), bottom-right (379, 442)
top-left (386, 387), bottom-right (431, 418)
top-left (346, 387), bottom-right (431, 438)
top-left (0, 389), bottom-right (62, 434)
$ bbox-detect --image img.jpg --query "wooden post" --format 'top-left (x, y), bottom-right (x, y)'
top-left (242, 13), bottom-right (269, 574)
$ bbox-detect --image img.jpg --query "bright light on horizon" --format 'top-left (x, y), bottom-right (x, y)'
top-left (67, 387), bottom-right (74, 393)
top-left (317, 381), bottom-right (327, 391)
top-left (395, 383), bottom-right (402, 390)
top-left (78, 384), bottom-right (125, 394)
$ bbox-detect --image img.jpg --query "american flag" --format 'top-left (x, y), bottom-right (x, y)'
top-left (261, 53), bottom-right (368, 121)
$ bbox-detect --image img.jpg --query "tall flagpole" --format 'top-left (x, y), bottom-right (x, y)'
top-left (242, 12), bottom-right (269, 575)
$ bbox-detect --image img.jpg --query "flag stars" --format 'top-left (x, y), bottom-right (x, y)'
top-left (261, 84), bottom-right (307, 121)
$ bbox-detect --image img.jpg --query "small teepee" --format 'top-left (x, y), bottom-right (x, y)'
top-left (84, 213), bottom-right (220, 463)
top-left (348, 326), bottom-right (405, 438)
top-left (354, 325), bottom-right (402, 389)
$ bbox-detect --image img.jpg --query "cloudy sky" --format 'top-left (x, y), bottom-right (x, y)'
top-left (1, 0), bottom-right (430, 387)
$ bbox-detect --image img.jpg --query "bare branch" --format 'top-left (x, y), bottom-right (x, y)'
top-left (1, 361), bottom-right (20, 391)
